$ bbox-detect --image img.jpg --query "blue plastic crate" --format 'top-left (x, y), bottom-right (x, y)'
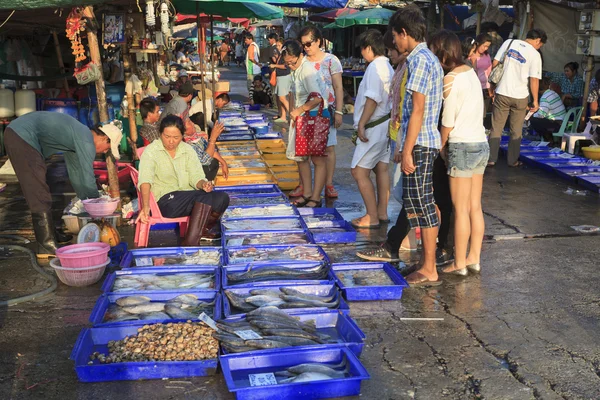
top-left (101, 267), bottom-right (220, 293)
top-left (120, 246), bottom-right (222, 269)
top-left (71, 323), bottom-right (218, 382)
top-left (222, 284), bottom-right (349, 317)
top-left (309, 221), bottom-right (357, 244)
top-left (552, 165), bottom-right (600, 181)
top-left (218, 135), bottom-right (255, 141)
top-left (298, 207), bottom-right (346, 228)
top-left (222, 216), bottom-right (306, 234)
top-left (223, 231), bottom-right (314, 249)
top-left (228, 193), bottom-right (289, 207)
top-left (255, 132), bottom-right (283, 139)
top-left (576, 174), bottom-right (600, 192)
top-left (220, 346), bottom-right (370, 400)
top-left (331, 263), bottom-right (409, 301)
top-left (223, 204), bottom-right (298, 220)
top-left (223, 263), bottom-right (331, 289)
top-left (224, 245), bottom-right (329, 266)
top-left (89, 291), bottom-right (221, 327)
top-left (219, 310), bottom-right (366, 357)
top-left (215, 184), bottom-right (283, 195)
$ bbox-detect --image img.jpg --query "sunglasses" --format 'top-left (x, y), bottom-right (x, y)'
top-left (301, 40), bottom-right (314, 48)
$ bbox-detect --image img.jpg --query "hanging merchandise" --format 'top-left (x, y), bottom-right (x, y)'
top-left (160, 2), bottom-right (171, 37)
top-left (146, 0), bottom-right (156, 27)
top-left (74, 62), bottom-right (102, 85)
top-left (66, 8), bottom-right (88, 63)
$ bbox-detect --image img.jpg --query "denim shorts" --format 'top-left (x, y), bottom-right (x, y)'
top-left (447, 142), bottom-right (490, 178)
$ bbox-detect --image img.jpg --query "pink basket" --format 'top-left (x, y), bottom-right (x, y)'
top-left (82, 198), bottom-right (120, 218)
top-left (50, 258), bottom-right (109, 287)
top-left (55, 242), bottom-right (110, 268)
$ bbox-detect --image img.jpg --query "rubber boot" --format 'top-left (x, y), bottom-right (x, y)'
top-left (200, 211), bottom-right (223, 242)
top-left (182, 202), bottom-right (212, 246)
top-left (32, 212), bottom-right (59, 258)
top-left (55, 228), bottom-right (73, 244)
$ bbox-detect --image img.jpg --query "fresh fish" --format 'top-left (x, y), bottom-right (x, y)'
top-left (122, 302), bottom-right (166, 314)
top-left (165, 305), bottom-right (199, 320)
top-left (248, 317), bottom-right (317, 333)
top-left (112, 314), bottom-right (141, 322)
top-left (221, 343), bottom-right (258, 353)
top-left (213, 333), bottom-right (247, 346)
top-left (224, 291), bottom-right (255, 311)
top-left (216, 322), bottom-right (254, 335)
top-left (287, 362), bottom-right (347, 378)
top-left (279, 287), bottom-right (336, 303)
top-left (167, 294), bottom-right (200, 306)
top-left (279, 295), bottom-right (340, 309)
top-left (280, 372), bottom-right (334, 383)
top-left (249, 289), bottom-right (282, 297)
top-left (115, 296), bottom-right (152, 307)
top-left (261, 336), bottom-right (320, 346)
top-left (245, 295), bottom-right (283, 307)
top-left (244, 339), bottom-right (289, 349)
top-left (139, 312), bottom-right (171, 320)
top-left (260, 329), bottom-right (323, 342)
top-left (228, 264), bottom-right (328, 284)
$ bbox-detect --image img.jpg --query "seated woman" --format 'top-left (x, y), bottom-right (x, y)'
top-left (530, 77), bottom-right (566, 143)
top-left (546, 62), bottom-right (584, 107)
top-left (137, 115), bottom-right (230, 244)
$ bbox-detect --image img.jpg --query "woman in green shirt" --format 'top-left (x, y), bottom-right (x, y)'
top-left (137, 116), bottom-right (229, 245)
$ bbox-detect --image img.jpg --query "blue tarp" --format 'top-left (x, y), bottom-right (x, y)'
top-left (276, 0), bottom-right (348, 9)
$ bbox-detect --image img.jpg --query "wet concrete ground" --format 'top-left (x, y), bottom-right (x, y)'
top-left (0, 67), bottom-right (599, 399)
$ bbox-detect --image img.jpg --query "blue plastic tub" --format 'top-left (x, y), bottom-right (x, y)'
top-left (89, 291), bottom-right (221, 327)
top-left (215, 184), bottom-right (283, 195)
top-left (222, 217), bottom-right (307, 234)
top-left (225, 245), bottom-right (329, 266)
top-left (219, 310), bottom-right (366, 357)
top-left (71, 323), bottom-right (218, 382)
top-left (223, 231), bottom-right (314, 248)
top-left (223, 204), bottom-right (298, 220)
top-left (552, 165), bottom-right (600, 181)
top-left (223, 264), bottom-right (331, 289)
top-left (222, 284), bottom-right (349, 317)
top-left (255, 132), bottom-right (283, 139)
top-left (309, 221), bottom-right (357, 244)
top-left (298, 208), bottom-right (346, 228)
top-left (218, 135), bottom-right (255, 141)
top-left (220, 346), bottom-right (370, 400)
top-left (101, 267), bottom-right (220, 293)
top-left (249, 125), bottom-right (269, 134)
top-left (576, 174), bottom-right (600, 192)
top-left (120, 246), bottom-right (222, 269)
top-left (331, 263), bottom-right (409, 301)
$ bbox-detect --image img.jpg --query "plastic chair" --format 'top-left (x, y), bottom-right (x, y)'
top-left (553, 106), bottom-right (583, 139)
top-left (127, 164), bottom-right (188, 248)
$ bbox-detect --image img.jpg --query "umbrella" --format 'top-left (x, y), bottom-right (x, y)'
top-left (173, 23), bottom-right (229, 39)
top-left (173, 0), bottom-right (287, 19)
top-left (189, 35), bottom-right (225, 41)
top-left (309, 8), bottom-right (358, 23)
top-left (324, 6), bottom-right (394, 28)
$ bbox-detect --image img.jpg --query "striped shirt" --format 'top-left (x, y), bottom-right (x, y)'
top-left (534, 89), bottom-right (566, 121)
top-left (400, 42), bottom-right (444, 150)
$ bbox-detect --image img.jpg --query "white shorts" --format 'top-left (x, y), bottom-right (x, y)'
top-left (352, 139), bottom-right (390, 169)
top-left (276, 75), bottom-right (292, 97)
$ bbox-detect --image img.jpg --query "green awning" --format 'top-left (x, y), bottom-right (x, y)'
top-left (324, 6), bottom-right (394, 28)
top-left (172, 0), bottom-right (285, 20)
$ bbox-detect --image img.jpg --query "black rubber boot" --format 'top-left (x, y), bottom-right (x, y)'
top-left (55, 229), bottom-right (73, 244)
top-left (32, 212), bottom-right (59, 257)
top-left (182, 203), bottom-right (212, 246)
top-left (200, 211), bottom-right (223, 242)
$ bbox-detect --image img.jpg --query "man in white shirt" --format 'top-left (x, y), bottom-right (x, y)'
top-left (244, 32), bottom-right (262, 101)
top-left (488, 29), bottom-right (545, 167)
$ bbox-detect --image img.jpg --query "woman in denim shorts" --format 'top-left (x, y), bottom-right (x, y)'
top-left (429, 30), bottom-right (489, 276)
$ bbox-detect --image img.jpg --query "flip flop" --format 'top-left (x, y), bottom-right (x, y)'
top-left (379, 217), bottom-right (391, 223)
top-left (292, 196), bottom-right (310, 207)
top-left (305, 199), bottom-right (322, 208)
top-left (509, 161), bottom-right (523, 167)
top-left (350, 218), bottom-right (380, 229)
top-left (406, 271), bottom-right (443, 287)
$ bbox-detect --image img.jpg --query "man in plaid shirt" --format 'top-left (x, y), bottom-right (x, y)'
top-left (356, 5), bottom-right (444, 287)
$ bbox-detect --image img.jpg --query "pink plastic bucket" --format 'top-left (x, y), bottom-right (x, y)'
top-left (55, 242), bottom-right (110, 268)
top-left (82, 198), bottom-right (120, 218)
top-left (50, 258), bottom-right (109, 287)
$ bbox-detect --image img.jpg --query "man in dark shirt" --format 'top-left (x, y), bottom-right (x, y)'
top-left (5, 112), bottom-right (122, 256)
top-left (139, 97), bottom-right (161, 144)
top-left (161, 81), bottom-right (195, 135)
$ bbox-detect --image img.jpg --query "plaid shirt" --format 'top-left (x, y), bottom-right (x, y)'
top-left (547, 72), bottom-right (584, 100)
top-left (139, 121), bottom-right (161, 143)
top-left (400, 42), bottom-right (443, 151)
top-left (588, 78), bottom-right (600, 103)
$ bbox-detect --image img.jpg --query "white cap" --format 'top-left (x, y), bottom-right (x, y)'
top-left (97, 122), bottom-right (123, 159)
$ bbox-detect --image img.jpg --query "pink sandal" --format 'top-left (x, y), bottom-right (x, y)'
top-left (325, 184), bottom-right (338, 198)
top-left (289, 184), bottom-right (303, 198)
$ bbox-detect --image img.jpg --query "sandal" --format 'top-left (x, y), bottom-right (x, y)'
top-left (325, 184), bottom-right (338, 198)
top-left (292, 196), bottom-right (310, 207)
top-left (406, 271), bottom-right (443, 287)
top-left (509, 161), bottom-right (523, 167)
top-left (350, 217), bottom-right (381, 229)
top-left (289, 185), bottom-right (304, 198)
top-left (305, 199), bottom-right (322, 208)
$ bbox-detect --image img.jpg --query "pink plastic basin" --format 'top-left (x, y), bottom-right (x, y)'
top-left (55, 242), bottom-right (110, 268)
top-left (82, 198), bottom-right (120, 218)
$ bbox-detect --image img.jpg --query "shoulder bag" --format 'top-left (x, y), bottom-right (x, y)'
top-left (295, 93), bottom-right (329, 157)
top-left (488, 39), bottom-right (514, 85)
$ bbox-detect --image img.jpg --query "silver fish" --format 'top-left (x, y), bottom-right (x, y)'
top-left (245, 295), bottom-right (283, 307)
top-left (139, 312), bottom-right (172, 320)
top-left (244, 339), bottom-right (289, 349)
top-left (115, 296), bottom-right (151, 307)
top-left (122, 302), bottom-right (166, 314)
top-left (167, 294), bottom-right (200, 306)
top-left (287, 363), bottom-right (347, 378)
top-left (279, 287), bottom-right (336, 303)
top-left (249, 289), bottom-right (282, 297)
top-left (164, 305), bottom-right (199, 320)
top-left (280, 372), bottom-right (334, 383)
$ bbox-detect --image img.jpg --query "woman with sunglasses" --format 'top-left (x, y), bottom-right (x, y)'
top-left (291, 26), bottom-right (344, 200)
top-left (283, 40), bottom-right (330, 208)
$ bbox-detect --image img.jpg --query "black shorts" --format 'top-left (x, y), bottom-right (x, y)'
top-left (157, 190), bottom-right (229, 218)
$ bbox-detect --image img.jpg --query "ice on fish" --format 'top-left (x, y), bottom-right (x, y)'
top-left (111, 273), bottom-right (215, 292)
top-left (228, 246), bottom-right (324, 264)
top-left (103, 294), bottom-right (215, 322)
top-left (337, 270), bottom-right (395, 287)
top-left (223, 218), bottom-right (302, 232)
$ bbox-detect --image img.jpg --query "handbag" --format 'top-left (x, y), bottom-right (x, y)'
top-left (488, 39), bottom-right (514, 85)
top-left (269, 70), bottom-right (277, 87)
top-left (295, 93), bottom-right (329, 157)
top-left (74, 62), bottom-right (101, 85)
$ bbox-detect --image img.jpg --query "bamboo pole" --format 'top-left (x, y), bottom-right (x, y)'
top-left (122, 45), bottom-right (139, 160)
top-left (197, 5), bottom-right (207, 131)
top-left (51, 30), bottom-right (69, 94)
top-left (83, 6), bottom-right (120, 201)
top-left (210, 16), bottom-right (217, 122)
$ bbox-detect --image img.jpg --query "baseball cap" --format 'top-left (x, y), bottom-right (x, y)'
top-left (178, 69), bottom-right (188, 77)
top-left (97, 122), bottom-right (123, 159)
top-left (178, 81), bottom-right (194, 97)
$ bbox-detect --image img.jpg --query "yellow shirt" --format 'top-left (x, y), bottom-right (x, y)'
top-left (389, 69), bottom-right (408, 141)
top-left (138, 139), bottom-right (206, 201)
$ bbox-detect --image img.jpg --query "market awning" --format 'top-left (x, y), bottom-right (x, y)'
top-left (309, 8), bottom-right (358, 23)
top-left (324, 5), bottom-right (394, 28)
top-left (172, 0), bottom-right (285, 20)
top-left (250, 18), bottom-right (284, 27)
